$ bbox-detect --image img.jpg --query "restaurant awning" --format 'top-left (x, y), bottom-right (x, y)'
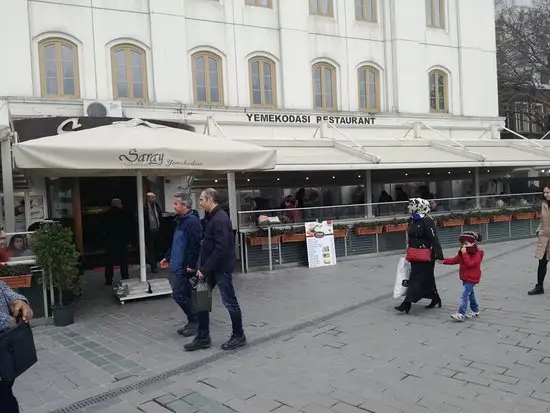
top-left (233, 137), bottom-right (550, 171)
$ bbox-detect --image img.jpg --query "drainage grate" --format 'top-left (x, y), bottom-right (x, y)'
top-left (48, 242), bottom-right (530, 413)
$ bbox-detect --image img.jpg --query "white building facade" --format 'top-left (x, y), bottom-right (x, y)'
top-left (0, 0), bottom-right (500, 138)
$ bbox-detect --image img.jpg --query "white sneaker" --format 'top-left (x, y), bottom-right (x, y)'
top-left (450, 313), bottom-right (465, 322)
top-left (465, 311), bottom-right (479, 319)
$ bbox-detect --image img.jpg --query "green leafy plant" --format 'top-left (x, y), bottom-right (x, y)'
top-left (0, 264), bottom-right (34, 277)
top-left (30, 222), bottom-right (81, 307)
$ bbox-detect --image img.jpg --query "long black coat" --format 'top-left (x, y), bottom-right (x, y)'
top-left (404, 216), bottom-right (443, 303)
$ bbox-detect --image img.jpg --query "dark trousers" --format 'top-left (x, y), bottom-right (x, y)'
top-left (146, 231), bottom-right (160, 271)
top-left (172, 273), bottom-right (197, 324)
top-left (538, 253), bottom-right (548, 286)
top-left (105, 242), bottom-right (129, 282)
top-left (197, 272), bottom-right (243, 338)
top-left (0, 380), bottom-right (19, 413)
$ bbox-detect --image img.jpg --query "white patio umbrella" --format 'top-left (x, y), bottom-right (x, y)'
top-left (12, 119), bottom-right (276, 285)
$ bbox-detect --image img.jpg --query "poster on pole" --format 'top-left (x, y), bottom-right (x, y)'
top-left (305, 220), bottom-right (337, 268)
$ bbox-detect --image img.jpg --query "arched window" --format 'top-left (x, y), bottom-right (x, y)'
top-left (249, 57), bottom-right (276, 107)
top-left (192, 52), bottom-right (223, 105)
top-left (312, 62), bottom-right (336, 110)
top-left (358, 66), bottom-right (380, 112)
top-left (429, 69), bottom-right (448, 113)
top-left (111, 44), bottom-right (148, 101)
top-left (38, 38), bottom-right (80, 98)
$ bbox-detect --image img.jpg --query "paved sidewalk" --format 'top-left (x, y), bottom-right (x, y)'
top-left (13, 238), bottom-right (541, 412)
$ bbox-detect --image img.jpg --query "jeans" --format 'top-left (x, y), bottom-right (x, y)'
top-left (538, 253), bottom-right (548, 286)
top-left (197, 272), bottom-right (243, 338)
top-left (172, 274), bottom-right (197, 324)
top-left (458, 282), bottom-right (479, 315)
top-left (0, 380), bottom-right (19, 413)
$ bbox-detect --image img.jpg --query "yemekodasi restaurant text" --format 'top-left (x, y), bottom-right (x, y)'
top-left (246, 113), bottom-right (376, 125)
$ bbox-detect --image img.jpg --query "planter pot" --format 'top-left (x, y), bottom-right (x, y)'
top-left (491, 215), bottom-right (512, 223)
top-left (0, 274), bottom-right (32, 289)
top-left (248, 235), bottom-right (281, 246)
top-left (282, 234), bottom-right (306, 243)
top-left (513, 212), bottom-right (535, 221)
top-left (53, 304), bottom-right (75, 327)
top-left (466, 217), bottom-right (490, 225)
top-left (354, 227), bottom-right (383, 236)
top-left (535, 211), bottom-right (542, 219)
top-left (384, 224), bottom-right (408, 233)
top-left (333, 230), bottom-right (349, 238)
top-left (438, 219), bottom-right (464, 228)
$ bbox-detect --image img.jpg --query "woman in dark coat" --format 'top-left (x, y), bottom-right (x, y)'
top-left (395, 198), bottom-right (443, 314)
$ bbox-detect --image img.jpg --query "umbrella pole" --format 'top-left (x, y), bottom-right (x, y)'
top-left (136, 171), bottom-right (147, 283)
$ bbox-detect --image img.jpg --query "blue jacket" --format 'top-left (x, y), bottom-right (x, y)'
top-left (165, 210), bottom-right (202, 276)
top-left (200, 206), bottom-right (235, 276)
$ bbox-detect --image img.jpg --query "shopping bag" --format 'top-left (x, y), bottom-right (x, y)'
top-left (192, 281), bottom-right (212, 312)
top-left (393, 257), bottom-right (411, 299)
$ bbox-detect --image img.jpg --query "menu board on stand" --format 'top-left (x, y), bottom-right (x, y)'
top-left (305, 220), bottom-right (337, 268)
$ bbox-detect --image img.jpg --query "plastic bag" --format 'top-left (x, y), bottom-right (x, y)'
top-left (393, 257), bottom-right (411, 299)
top-left (192, 281), bottom-right (213, 312)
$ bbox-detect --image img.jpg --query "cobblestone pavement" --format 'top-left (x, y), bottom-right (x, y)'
top-left (13, 238), bottom-right (547, 412)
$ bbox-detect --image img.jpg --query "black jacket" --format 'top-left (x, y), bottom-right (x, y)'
top-left (407, 216), bottom-right (443, 260)
top-left (199, 206), bottom-right (235, 276)
top-left (104, 207), bottom-right (133, 244)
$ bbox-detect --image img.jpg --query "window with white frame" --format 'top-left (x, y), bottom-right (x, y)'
top-left (514, 102), bottom-right (544, 133)
top-left (426, 0), bottom-right (445, 28)
top-left (245, 0), bottom-right (272, 7)
top-left (310, 0), bottom-right (333, 17)
top-left (355, 0), bottom-right (377, 22)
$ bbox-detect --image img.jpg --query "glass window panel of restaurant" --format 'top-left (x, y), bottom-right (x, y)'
top-left (355, 0), bottom-right (377, 22)
top-left (310, 0), bottom-right (333, 16)
top-left (39, 38), bottom-right (80, 98)
top-left (193, 52), bottom-right (224, 105)
top-left (313, 63), bottom-right (337, 111)
top-left (111, 45), bottom-right (148, 101)
top-left (249, 57), bottom-right (276, 107)
top-left (358, 66), bottom-right (380, 112)
top-left (429, 69), bottom-right (448, 113)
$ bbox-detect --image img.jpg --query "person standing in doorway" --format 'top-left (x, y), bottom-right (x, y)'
top-left (144, 192), bottom-right (163, 273)
top-left (529, 184), bottom-right (550, 295)
top-left (104, 198), bottom-right (131, 285)
top-left (160, 192), bottom-right (202, 337)
top-left (184, 188), bottom-right (246, 352)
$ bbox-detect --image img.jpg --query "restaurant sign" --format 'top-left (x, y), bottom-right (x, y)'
top-left (246, 113), bottom-right (376, 125)
top-left (119, 149), bottom-right (203, 168)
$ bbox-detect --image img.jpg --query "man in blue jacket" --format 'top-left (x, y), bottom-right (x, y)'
top-left (184, 188), bottom-right (246, 352)
top-left (161, 192), bottom-right (202, 337)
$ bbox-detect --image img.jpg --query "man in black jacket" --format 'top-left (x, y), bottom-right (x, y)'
top-left (184, 188), bottom-right (246, 352)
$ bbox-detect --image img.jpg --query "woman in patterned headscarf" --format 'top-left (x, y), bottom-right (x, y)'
top-left (395, 198), bottom-right (444, 314)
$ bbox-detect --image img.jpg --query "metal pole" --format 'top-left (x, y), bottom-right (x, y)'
top-left (1, 132), bottom-right (15, 232)
top-left (24, 191), bottom-right (31, 230)
top-left (366, 170), bottom-right (373, 217)
top-left (268, 226), bottom-right (273, 271)
top-left (474, 167), bottom-right (481, 209)
top-left (136, 172), bottom-right (147, 283)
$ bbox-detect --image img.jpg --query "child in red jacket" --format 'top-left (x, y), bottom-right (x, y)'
top-left (440, 231), bottom-right (484, 322)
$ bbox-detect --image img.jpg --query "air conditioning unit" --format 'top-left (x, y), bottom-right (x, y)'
top-left (83, 100), bottom-right (123, 117)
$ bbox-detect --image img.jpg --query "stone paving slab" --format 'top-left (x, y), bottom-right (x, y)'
top-left (95, 236), bottom-right (550, 413)
top-left (12, 238), bottom-right (538, 412)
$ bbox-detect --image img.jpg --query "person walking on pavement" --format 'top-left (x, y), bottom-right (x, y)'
top-left (160, 192), bottom-right (202, 337)
top-left (145, 192), bottom-right (163, 273)
top-left (0, 238), bottom-right (34, 413)
top-left (104, 198), bottom-right (131, 285)
top-left (184, 188), bottom-right (246, 352)
top-left (529, 184), bottom-right (550, 295)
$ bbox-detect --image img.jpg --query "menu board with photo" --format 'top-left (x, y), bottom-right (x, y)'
top-left (2, 232), bottom-right (35, 260)
top-left (305, 220), bottom-right (337, 269)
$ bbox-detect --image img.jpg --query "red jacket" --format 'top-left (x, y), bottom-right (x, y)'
top-left (442, 249), bottom-right (484, 284)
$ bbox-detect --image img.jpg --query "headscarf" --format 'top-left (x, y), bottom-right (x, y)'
top-left (408, 198), bottom-right (430, 220)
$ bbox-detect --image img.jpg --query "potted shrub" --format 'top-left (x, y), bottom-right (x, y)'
top-left (248, 228), bottom-right (282, 246)
top-left (383, 218), bottom-right (408, 233)
top-left (354, 221), bottom-right (384, 236)
top-left (490, 209), bottom-right (515, 223)
top-left (513, 206), bottom-right (536, 221)
top-left (281, 225), bottom-right (306, 243)
top-left (465, 211), bottom-right (490, 225)
top-left (333, 224), bottom-right (349, 238)
top-left (0, 264), bottom-right (34, 289)
top-left (31, 222), bottom-right (81, 327)
top-left (437, 213), bottom-right (465, 228)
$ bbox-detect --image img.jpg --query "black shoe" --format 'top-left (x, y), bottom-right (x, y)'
top-left (121, 275), bottom-right (130, 280)
top-left (221, 334), bottom-right (247, 351)
top-left (394, 302), bottom-right (412, 314)
top-left (528, 285), bottom-right (544, 295)
top-left (177, 323), bottom-right (198, 337)
top-left (183, 336), bottom-right (212, 352)
top-left (105, 279), bottom-right (113, 286)
top-left (426, 297), bottom-right (442, 309)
